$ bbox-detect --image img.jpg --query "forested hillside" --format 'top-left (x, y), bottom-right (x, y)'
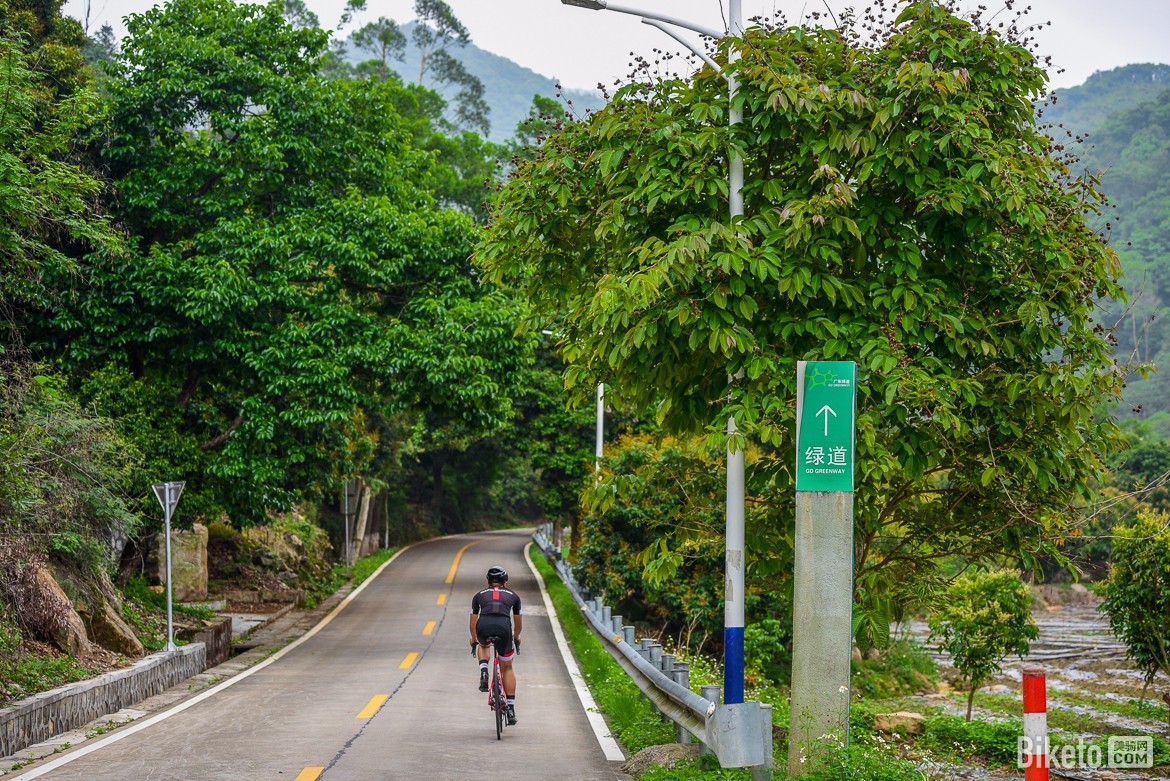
top-left (387, 22), bottom-right (604, 143)
top-left (338, 20), bottom-right (603, 143)
top-left (1050, 65), bottom-right (1170, 433)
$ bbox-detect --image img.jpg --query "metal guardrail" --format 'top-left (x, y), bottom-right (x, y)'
top-left (533, 524), bottom-right (774, 776)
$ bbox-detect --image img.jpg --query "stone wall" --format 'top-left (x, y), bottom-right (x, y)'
top-left (188, 618), bottom-right (232, 668)
top-left (0, 644), bottom-right (206, 757)
top-left (149, 524), bottom-right (209, 602)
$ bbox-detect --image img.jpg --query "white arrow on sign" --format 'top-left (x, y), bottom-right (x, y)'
top-left (816, 405), bottom-right (837, 436)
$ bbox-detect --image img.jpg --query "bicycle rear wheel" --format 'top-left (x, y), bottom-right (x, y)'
top-left (493, 676), bottom-right (504, 740)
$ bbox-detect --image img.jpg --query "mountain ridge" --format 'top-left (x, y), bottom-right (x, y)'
top-left (344, 21), bottom-right (605, 143)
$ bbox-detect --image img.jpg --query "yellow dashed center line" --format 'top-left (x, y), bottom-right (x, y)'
top-left (445, 540), bottom-right (481, 584)
top-left (399, 652), bottom-right (419, 669)
top-left (295, 767), bottom-right (324, 781)
top-left (356, 694), bottom-right (388, 719)
top-left (437, 593), bottom-right (447, 605)
top-left (423, 621), bottom-right (436, 635)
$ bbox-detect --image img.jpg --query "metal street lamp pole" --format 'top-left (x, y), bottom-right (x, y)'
top-left (596, 382), bottom-right (605, 473)
top-left (152, 481), bottom-right (185, 653)
top-left (560, 0), bottom-right (746, 705)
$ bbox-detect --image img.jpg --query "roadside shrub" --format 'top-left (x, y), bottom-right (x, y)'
top-left (1099, 511), bottom-right (1170, 728)
top-left (806, 742), bottom-right (929, 781)
top-left (206, 520), bottom-right (239, 541)
top-left (928, 569), bottom-right (1037, 720)
top-left (0, 606), bottom-right (25, 701)
top-left (921, 713), bottom-right (1021, 766)
top-left (744, 618), bottom-right (790, 686)
top-left (852, 640), bottom-right (938, 699)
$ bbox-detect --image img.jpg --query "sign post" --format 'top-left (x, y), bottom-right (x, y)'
top-left (789, 362), bottom-right (856, 775)
top-left (151, 481), bottom-right (185, 653)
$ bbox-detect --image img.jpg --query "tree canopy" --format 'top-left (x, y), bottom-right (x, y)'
top-left (479, 1), bottom-right (1130, 621)
top-left (24, 0), bottom-right (527, 524)
top-left (0, 10), bottom-right (116, 323)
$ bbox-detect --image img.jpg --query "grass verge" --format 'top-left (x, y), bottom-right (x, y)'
top-left (303, 547), bottom-right (399, 608)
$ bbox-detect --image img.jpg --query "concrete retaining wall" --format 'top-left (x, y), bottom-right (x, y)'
top-left (0, 643), bottom-right (206, 757)
top-left (186, 617), bottom-right (232, 668)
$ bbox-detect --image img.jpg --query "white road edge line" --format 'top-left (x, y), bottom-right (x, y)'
top-left (523, 541), bottom-right (626, 762)
top-left (10, 544), bottom-right (414, 781)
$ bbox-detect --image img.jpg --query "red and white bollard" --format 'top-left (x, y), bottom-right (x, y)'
top-left (1022, 666), bottom-right (1049, 781)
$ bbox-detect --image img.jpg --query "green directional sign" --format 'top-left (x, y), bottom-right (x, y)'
top-left (795, 361), bottom-right (857, 492)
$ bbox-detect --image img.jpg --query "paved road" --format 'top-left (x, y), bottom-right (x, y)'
top-left (18, 530), bottom-right (627, 781)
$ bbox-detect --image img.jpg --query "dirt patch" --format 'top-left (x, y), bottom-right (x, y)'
top-left (1032, 583), bottom-right (1102, 608)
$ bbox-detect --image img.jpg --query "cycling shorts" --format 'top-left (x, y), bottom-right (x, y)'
top-left (475, 615), bottom-right (516, 661)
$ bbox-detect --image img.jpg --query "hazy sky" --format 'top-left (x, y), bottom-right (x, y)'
top-left (65, 0), bottom-right (1170, 93)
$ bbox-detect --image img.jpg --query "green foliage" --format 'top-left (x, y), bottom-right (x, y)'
top-left (0, 646), bottom-right (97, 708)
top-left (921, 713), bottom-right (1022, 766)
top-left (0, 365), bottom-right (141, 568)
top-left (641, 759), bottom-right (747, 781)
top-left (744, 618), bottom-right (790, 687)
top-left (1099, 512), bottom-right (1170, 688)
top-left (802, 742), bottom-right (929, 781)
top-left (852, 640), bottom-right (938, 700)
top-left (577, 434), bottom-right (789, 653)
top-left (0, 18), bottom-right (117, 315)
top-left (119, 575), bottom-right (169, 652)
top-left (350, 547), bottom-right (398, 585)
top-left (27, 0), bottom-right (529, 526)
top-left (120, 574), bottom-right (213, 620)
top-left (480, 0), bottom-right (1129, 639)
top-left (927, 570), bottom-right (1037, 719)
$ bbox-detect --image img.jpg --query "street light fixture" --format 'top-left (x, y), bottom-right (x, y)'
top-left (559, 0), bottom-right (747, 707)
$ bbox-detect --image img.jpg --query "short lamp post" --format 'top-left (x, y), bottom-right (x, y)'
top-left (560, 0), bottom-right (747, 706)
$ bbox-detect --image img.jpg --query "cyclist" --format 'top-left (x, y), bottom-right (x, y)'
top-left (470, 566), bottom-right (522, 725)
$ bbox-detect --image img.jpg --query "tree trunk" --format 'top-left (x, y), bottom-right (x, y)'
top-left (432, 460), bottom-right (446, 533)
top-left (1162, 690), bottom-right (1170, 733)
top-left (383, 493), bottom-right (391, 549)
top-left (966, 687), bottom-right (977, 721)
top-left (350, 479), bottom-right (372, 563)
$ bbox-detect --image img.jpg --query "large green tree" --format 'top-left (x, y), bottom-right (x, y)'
top-left (0, 7), bottom-right (115, 325)
top-left (479, 1), bottom-right (1129, 626)
top-left (31, 0), bottom-right (526, 524)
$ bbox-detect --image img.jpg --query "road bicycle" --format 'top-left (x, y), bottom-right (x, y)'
top-left (473, 636), bottom-right (516, 740)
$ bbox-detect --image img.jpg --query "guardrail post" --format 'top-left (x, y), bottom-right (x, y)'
top-left (622, 626), bottom-right (635, 644)
top-left (649, 644), bottom-right (663, 668)
top-left (752, 704), bottom-right (776, 781)
top-left (673, 663), bottom-right (692, 745)
top-left (661, 653), bottom-right (675, 674)
top-left (601, 605), bottom-right (612, 623)
top-left (700, 685), bottom-right (721, 756)
top-left (611, 616), bottom-right (623, 635)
